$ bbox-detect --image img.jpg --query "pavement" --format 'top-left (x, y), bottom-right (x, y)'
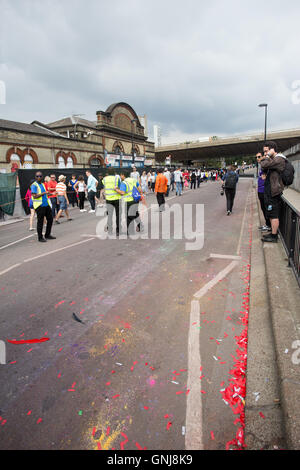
top-left (245, 185), bottom-right (300, 450)
top-left (0, 178), bottom-right (299, 450)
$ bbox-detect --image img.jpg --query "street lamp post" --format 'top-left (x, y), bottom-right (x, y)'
top-left (131, 118), bottom-right (138, 166)
top-left (258, 103), bottom-right (268, 177)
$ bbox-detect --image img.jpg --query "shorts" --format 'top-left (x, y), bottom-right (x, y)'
top-left (57, 195), bottom-right (68, 210)
top-left (264, 193), bottom-right (281, 219)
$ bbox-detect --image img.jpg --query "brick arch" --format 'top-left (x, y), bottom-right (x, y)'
top-left (6, 147), bottom-right (23, 163)
top-left (132, 144), bottom-right (140, 155)
top-left (22, 148), bottom-right (39, 164)
top-left (88, 154), bottom-right (104, 167)
top-left (55, 151), bottom-right (77, 166)
top-left (112, 140), bottom-right (124, 154)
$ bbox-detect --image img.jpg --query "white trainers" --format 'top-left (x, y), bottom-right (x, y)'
top-left (89, 210), bottom-right (95, 213)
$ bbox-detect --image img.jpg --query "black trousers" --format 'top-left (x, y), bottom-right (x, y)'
top-left (190, 180), bottom-right (196, 189)
top-left (78, 192), bottom-right (85, 210)
top-left (156, 192), bottom-right (165, 211)
top-left (106, 199), bottom-right (121, 234)
top-left (225, 188), bottom-right (236, 212)
top-left (36, 205), bottom-right (53, 240)
top-left (258, 192), bottom-right (270, 226)
top-left (88, 191), bottom-right (96, 210)
top-left (69, 191), bottom-right (78, 207)
top-left (126, 201), bottom-right (141, 234)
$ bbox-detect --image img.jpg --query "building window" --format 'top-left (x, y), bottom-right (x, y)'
top-left (58, 156), bottom-right (65, 168)
top-left (24, 154), bottom-right (33, 169)
top-left (66, 156), bottom-right (74, 168)
top-left (10, 153), bottom-right (21, 171)
top-left (90, 157), bottom-right (102, 168)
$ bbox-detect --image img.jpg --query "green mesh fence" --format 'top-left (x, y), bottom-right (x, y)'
top-left (0, 172), bottom-right (17, 216)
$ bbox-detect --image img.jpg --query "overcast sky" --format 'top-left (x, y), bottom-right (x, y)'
top-left (1, 0), bottom-right (300, 144)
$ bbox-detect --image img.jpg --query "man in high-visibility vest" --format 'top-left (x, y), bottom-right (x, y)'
top-left (31, 172), bottom-right (56, 242)
top-left (103, 169), bottom-right (122, 236)
top-left (115, 171), bottom-right (142, 236)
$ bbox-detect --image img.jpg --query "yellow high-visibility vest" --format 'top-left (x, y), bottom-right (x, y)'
top-left (31, 182), bottom-right (51, 210)
top-left (103, 175), bottom-right (121, 201)
top-left (123, 177), bottom-right (137, 202)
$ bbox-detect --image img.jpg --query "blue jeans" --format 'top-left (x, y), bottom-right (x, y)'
top-left (176, 182), bottom-right (182, 195)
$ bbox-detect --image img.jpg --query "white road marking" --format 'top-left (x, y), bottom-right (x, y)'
top-left (23, 238), bottom-right (95, 263)
top-left (193, 260), bottom-right (238, 300)
top-left (210, 253), bottom-right (242, 260)
top-left (0, 235), bottom-right (34, 251)
top-left (185, 299), bottom-right (203, 450)
top-left (0, 263), bottom-right (21, 277)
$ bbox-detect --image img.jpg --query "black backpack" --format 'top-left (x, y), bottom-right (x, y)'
top-left (281, 158), bottom-right (294, 187)
top-left (224, 173), bottom-right (237, 189)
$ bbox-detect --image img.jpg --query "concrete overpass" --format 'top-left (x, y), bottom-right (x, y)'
top-left (155, 128), bottom-right (300, 164)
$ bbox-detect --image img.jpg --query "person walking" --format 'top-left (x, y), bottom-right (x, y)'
top-left (150, 171), bottom-right (156, 192)
top-left (103, 170), bottom-right (122, 236)
top-left (155, 168), bottom-right (168, 212)
top-left (174, 168), bottom-right (183, 196)
top-left (47, 174), bottom-right (60, 218)
top-left (190, 171), bottom-right (196, 189)
top-left (222, 165), bottom-right (239, 215)
top-left (170, 170), bottom-right (175, 192)
top-left (55, 175), bottom-right (73, 223)
top-left (116, 171), bottom-right (142, 235)
top-left (30, 172), bottom-right (55, 242)
top-left (86, 170), bottom-right (98, 213)
top-left (141, 171), bottom-right (148, 194)
top-left (97, 174), bottom-right (105, 206)
top-left (163, 167), bottom-right (171, 197)
top-left (196, 169), bottom-right (201, 188)
top-left (256, 152), bottom-right (271, 233)
top-left (68, 174), bottom-right (78, 207)
top-left (130, 166), bottom-right (141, 184)
top-left (74, 175), bottom-right (87, 212)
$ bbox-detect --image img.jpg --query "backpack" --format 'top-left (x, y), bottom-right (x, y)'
top-left (224, 172), bottom-right (237, 189)
top-left (132, 184), bottom-right (141, 203)
top-left (281, 158), bottom-right (294, 187)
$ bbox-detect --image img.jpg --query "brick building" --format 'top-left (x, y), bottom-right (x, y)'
top-left (0, 102), bottom-right (155, 172)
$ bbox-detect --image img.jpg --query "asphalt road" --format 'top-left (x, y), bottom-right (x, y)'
top-left (0, 179), bottom-right (254, 450)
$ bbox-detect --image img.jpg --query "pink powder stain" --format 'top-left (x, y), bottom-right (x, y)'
top-left (147, 377), bottom-right (156, 387)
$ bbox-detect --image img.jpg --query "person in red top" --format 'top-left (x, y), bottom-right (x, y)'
top-left (155, 168), bottom-right (168, 212)
top-left (47, 174), bottom-right (60, 217)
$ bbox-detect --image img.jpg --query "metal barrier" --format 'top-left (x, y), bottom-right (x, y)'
top-left (279, 195), bottom-right (300, 287)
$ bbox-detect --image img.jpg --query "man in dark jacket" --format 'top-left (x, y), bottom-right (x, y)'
top-left (260, 141), bottom-right (285, 243)
top-left (256, 152), bottom-right (271, 232)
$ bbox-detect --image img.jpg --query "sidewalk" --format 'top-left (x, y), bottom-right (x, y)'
top-left (246, 186), bottom-right (300, 449)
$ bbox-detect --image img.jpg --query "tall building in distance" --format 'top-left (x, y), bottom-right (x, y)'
top-left (138, 114), bottom-right (148, 137)
top-left (153, 124), bottom-right (162, 147)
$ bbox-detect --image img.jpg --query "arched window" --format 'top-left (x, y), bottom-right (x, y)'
top-left (66, 156), bottom-right (74, 168)
top-left (23, 154), bottom-right (33, 169)
top-left (90, 157), bottom-right (102, 168)
top-left (10, 153), bottom-right (21, 171)
top-left (58, 156), bottom-right (65, 168)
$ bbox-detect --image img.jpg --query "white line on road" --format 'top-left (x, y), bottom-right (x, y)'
top-left (210, 253), bottom-right (242, 260)
top-left (193, 260), bottom-right (238, 300)
top-left (185, 299), bottom-right (203, 450)
top-left (23, 238), bottom-right (95, 263)
top-left (0, 234), bottom-right (35, 251)
top-left (0, 263), bottom-right (21, 277)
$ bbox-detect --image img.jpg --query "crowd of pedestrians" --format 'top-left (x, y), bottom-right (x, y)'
top-left (24, 165), bottom-right (240, 241)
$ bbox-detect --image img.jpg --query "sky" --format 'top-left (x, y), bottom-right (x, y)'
top-left (1, 0), bottom-right (300, 144)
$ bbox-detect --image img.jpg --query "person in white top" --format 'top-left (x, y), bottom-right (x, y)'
top-left (163, 168), bottom-right (171, 197)
top-left (174, 168), bottom-right (183, 196)
top-left (74, 175), bottom-right (87, 212)
top-left (130, 166), bottom-right (141, 184)
top-left (141, 171), bottom-right (148, 194)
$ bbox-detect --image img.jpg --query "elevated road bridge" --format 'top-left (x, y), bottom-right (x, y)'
top-left (155, 128), bottom-right (300, 164)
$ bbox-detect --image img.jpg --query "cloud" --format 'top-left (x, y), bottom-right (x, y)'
top-left (1, 0), bottom-right (300, 144)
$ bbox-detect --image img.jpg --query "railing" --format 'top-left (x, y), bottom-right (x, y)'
top-left (279, 195), bottom-right (300, 287)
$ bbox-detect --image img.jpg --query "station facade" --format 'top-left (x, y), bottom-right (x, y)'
top-left (0, 102), bottom-right (155, 172)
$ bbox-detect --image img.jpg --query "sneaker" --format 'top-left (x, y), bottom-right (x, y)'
top-left (227, 211), bottom-right (231, 215)
top-left (55, 220), bottom-right (60, 224)
top-left (38, 237), bottom-right (47, 243)
top-left (89, 210), bottom-right (95, 213)
top-left (261, 226), bottom-right (271, 232)
top-left (45, 235), bottom-right (56, 240)
top-left (67, 218), bottom-right (73, 221)
top-left (29, 227), bottom-right (35, 231)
